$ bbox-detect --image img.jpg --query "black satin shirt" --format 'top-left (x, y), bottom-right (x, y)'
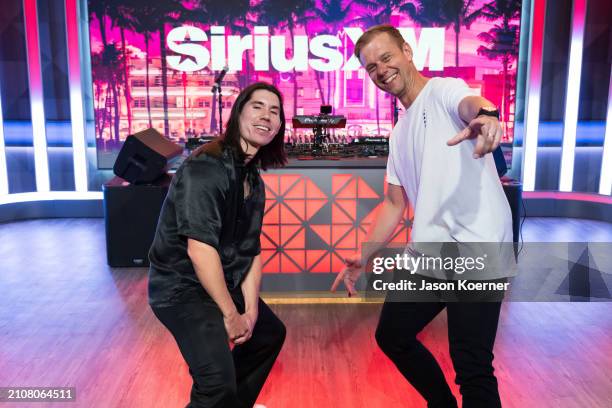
top-left (148, 141), bottom-right (264, 307)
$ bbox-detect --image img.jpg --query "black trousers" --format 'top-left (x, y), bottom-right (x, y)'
top-left (376, 299), bottom-right (503, 408)
top-left (152, 293), bottom-right (285, 408)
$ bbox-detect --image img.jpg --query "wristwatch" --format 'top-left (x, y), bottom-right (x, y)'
top-left (476, 107), bottom-right (500, 120)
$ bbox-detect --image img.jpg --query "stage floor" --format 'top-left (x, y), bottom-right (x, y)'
top-left (0, 218), bottom-right (611, 407)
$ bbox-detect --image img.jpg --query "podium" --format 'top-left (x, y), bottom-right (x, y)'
top-left (103, 175), bottom-right (172, 267)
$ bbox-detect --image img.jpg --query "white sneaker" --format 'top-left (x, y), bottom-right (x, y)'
top-left (253, 405), bottom-right (267, 408)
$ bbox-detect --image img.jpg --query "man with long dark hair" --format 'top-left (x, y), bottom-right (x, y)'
top-left (148, 82), bottom-right (287, 408)
top-left (332, 25), bottom-right (511, 407)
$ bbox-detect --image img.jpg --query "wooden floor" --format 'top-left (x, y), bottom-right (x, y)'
top-left (0, 218), bottom-right (611, 408)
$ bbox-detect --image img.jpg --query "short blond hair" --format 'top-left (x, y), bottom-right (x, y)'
top-left (354, 24), bottom-right (406, 60)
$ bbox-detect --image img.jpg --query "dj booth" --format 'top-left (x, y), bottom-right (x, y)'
top-left (104, 108), bottom-right (521, 291)
top-left (104, 146), bottom-right (522, 292)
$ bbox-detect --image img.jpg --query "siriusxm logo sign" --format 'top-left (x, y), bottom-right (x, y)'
top-left (166, 26), bottom-right (445, 73)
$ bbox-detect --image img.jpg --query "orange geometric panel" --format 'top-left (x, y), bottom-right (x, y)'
top-left (331, 252), bottom-right (347, 273)
top-left (358, 178), bottom-right (379, 199)
top-left (336, 228), bottom-right (357, 249)
top-left (281, 225), bottom-right (304, 248)
top-left (332, 174), bottom-right (353, 196)
top-left (280, 204), bottom-right (302, 224)
top-left (284, 250), bottom-right (306, 271)
top-left (284, 179), bottom-right (306, 199)
top-left (360, 202), bottom-right (382, 225)
top-left (262, 174), bottom-right (280, 196)
top-left (309, 252), bottom-right (331, 273)
top-left (311, 224), bottom-right (331, 246)
top-left (281, 253), bottom-right (303, 273)
top-left (284, 200), bottom-right (306, 221)
top-left (306, 179), bottom-right (327, 199)
top-left (262, 225), bottom-right (280, 246)
top-left (332, 203), bottom-right (353, 224)
top-left (358, 227), bottom-right (369, 245)
top-left (335, 178), bottom-right (357, 199)
top-left (260, 232), bottom-right (276, 250)
top-left (306, 250), bottom-right (328, 270)
top-left (306, 199), bottom-right (327, 220)
top-left (279, 174), bottom-right (302, 196)
top-left (262, 250), bottom-right (279, 273)
top-left (335, 199), bottom-right (357, 221)
top-left (264, 201), bottom-right (280, 224)
top-left (331, 224), bottom-right (353, 246)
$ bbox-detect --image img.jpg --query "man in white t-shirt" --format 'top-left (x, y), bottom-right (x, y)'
top-left (331, 25), bottom-right (511, 407)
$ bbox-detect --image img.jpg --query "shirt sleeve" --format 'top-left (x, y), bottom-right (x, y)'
top-left (441, 77), bottom-right (477, 125)
top-left (173, 158), bottom-right (228, 249)
top-left (254, 178), bottom-right (265, 256)
top-left (386, 142), bottom-right (402, 186)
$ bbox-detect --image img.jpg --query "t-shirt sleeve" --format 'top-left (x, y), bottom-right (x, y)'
top-left (386, 144), bottom-right (402, 186)
top-left (441, 77), bottom-right (477, 125)
top-left (173, 158), bottom-right (228, 249)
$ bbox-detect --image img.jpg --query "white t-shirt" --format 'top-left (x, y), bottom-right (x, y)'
top-left (387, 77), bottom-right (513, 244)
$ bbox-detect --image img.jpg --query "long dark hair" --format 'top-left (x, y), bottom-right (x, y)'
top-left (222, 82), bottom-right (287, 170)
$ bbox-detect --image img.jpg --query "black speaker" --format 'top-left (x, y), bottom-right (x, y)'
top-left (502, 179), bottom-right (522, 245)
top-left (103, 175), bottom-right (171, 267)
top-left (493, 145), bottom-right (508, 177)
top-left (113, 128), bottom-right (183, 184)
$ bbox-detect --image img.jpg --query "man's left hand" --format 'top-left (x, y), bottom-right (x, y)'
top-left (447, 115), bottom-right (502, 159)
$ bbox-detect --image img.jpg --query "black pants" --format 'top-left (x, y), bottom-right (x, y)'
top-left (376, 300), bottom-right (502, 408)
top-left (152, 293), bottom-right (286, 408)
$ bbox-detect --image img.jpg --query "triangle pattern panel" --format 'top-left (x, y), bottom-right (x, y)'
top-left (358, 227), bottom-right (369, 247)
top-left (332, 174), bottom-right (354, 196)
top-left (332, 203), bottom-right (354, 224)
top-left (336, 199), bottom-right (357, 221)
top-left (306, 199), bottom-right (327, 221)
top-left (260, 232), bottom-right (276, 250)
top-left (262, 174), bottom-right (280, 196)
top-left (281, 225), bottom-right (304, 248)
top-left (306, 250), bottom-right (328, 271)
top-left (305, 227), bottom-right (330, 250)
top-left (284, 250), bottom-right (306, 273)
top-left (335, 178), bottom-right (358, 199)
top-left (264, 201), bottom-right (280, 224)
top-left (311, 224), bottom-right (332, 246)
top-left (331, 252), bottom-right (349, 274)
top-left (262, 225), bottom-right (280, 246)
top-left (284, 178), bottom-right (306, 199)
top-left (280, 203), bottom-right (302, 224)
top-left (284, 199), bottom-right (306, 221)
top-left (332, 224), bottom-right (354, 246)
top-left (262, 250), bottom-right (280, 273)
top-left (391, 225), bottom-right (410, 244)
top-left (309, 201), bottom-right (333, 224)
top-left (357, 178), bottom-right (380, 199)
top-left (360, 202), bottom-right (383, 225)
top-left (279, 175), bottom-right (302, 195)
top-left (280, 253), bottom-right (303, 273)
top-left (357, 199), bottom-right (383, 223)
top-left (306, 179), bottom-right (328, 199)
top-left (336, 227), bottom-right (357, 249)
top-left (309, 252), bottom-right (332, 273)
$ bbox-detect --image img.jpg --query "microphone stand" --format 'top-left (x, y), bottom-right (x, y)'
top-left (212, 82), bottom-right (223, 135)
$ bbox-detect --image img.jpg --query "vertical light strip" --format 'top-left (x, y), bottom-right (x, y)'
top-left (65, 0), bottom-right (88, 192)
top-left (23, 0), bottom-right (50, 192)
top-left (521, 0), bottom-right (546, 191)
top-left (599, 65), bottom-right (612, 195)
top-left (0, 78), bottom-right (8, 195)
top-left (559, 0), bottom-right (587, 192)
top-left (334, 69), bottom-right (340, 109)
